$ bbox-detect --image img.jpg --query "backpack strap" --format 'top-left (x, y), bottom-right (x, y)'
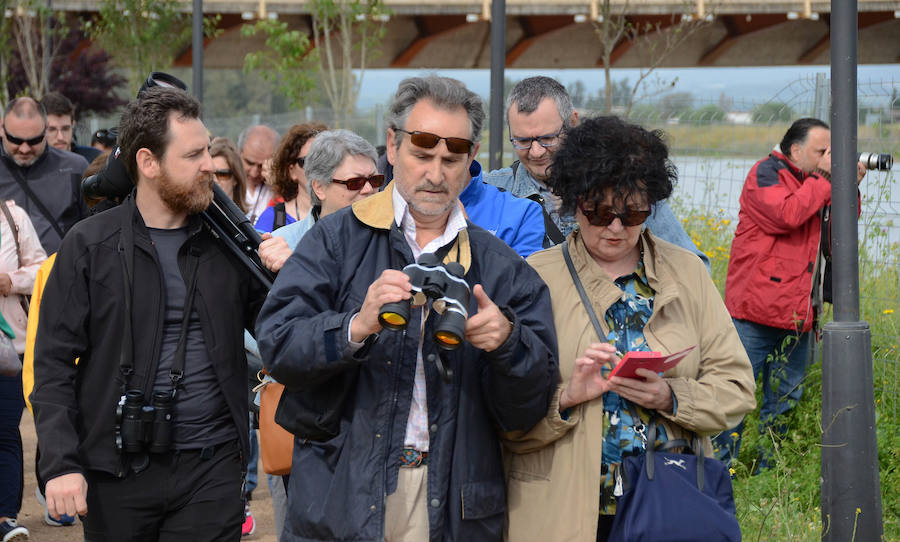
top-left (0, 201), bottom-right (21, 264)
top-left (273, 202), bottom-right (287, 230)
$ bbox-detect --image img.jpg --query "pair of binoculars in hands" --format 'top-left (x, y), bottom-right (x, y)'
top-left (378, 253), bottom-right (470, 351)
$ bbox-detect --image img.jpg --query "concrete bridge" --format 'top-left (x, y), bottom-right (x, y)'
top-left (51, 1), bottom-right (900, 69)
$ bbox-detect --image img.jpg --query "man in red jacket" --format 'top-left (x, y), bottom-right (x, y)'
top-left (714, 118), bottom-right (865, 469)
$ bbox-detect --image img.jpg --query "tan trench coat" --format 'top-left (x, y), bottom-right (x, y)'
top-left (503, 229), bottom-right (756, 542)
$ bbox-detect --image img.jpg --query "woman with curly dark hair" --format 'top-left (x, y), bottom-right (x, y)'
top-left (503, 116), bottom-right (755, 541)
top-left (255, 122), bottom-right (327, 232)
top-left (210, 137), bottom-right (249, 214)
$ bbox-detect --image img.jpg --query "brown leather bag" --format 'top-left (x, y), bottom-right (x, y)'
top-left (258, 381), bottom-right (294, 475)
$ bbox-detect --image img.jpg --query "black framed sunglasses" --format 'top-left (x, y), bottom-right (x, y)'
top-left (332, 174), bottom-right (385, 191)
top-left (3, 127), bottom-right (45, 147)
top-left (394, 128), bottom-right (473, 154)
top-left (292, 156), bottom-right (306, 167)
top-left (214, 169), bottom-right (233, 181)
top-left (578, 201), bottom-right (652, 227)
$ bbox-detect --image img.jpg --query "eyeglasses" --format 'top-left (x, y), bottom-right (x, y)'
top-left (332, 174), bottom-right (385, 191)
top-left (3, 127), bottom-right (45, 147)
top-left (293, 156), bottom-right (306, 167)
top-left (509, 129), bottom-right (565, 151)
top-left (394, 128), bottom-right (474, 155)
top-left (578, 201), bottom-right (652, 227)
top-left (214, 169), bottom-right (233, 181)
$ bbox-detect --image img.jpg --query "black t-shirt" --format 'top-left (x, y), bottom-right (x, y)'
top-left (148, 227), bottom-right (236, 449)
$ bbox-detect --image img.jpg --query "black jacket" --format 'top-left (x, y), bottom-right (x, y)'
top-left (257, 185), bottom-right (558, 541)
top-left (31, 195), bottom-right (267, 482)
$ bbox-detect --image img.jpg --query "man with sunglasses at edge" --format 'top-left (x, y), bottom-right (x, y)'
top-left (256, 75), bottom-right (558, 541)
top-left (0, 97), bottom-right (89, 254)
top-left (484, 77), bottom-right (709, 267)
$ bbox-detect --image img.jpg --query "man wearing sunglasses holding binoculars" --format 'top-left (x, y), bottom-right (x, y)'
top-left (0, 97), bottom-right (90, 254)
top-left (257, 75), bottom-right (557, 541)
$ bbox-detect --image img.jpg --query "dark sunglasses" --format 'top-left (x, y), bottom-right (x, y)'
top-left (3, 128), bottom-right (45, 147)
top-left (293, 156), bottom-right (306, 167)
top-left (214, 169), bottom-right (233, 180)
top-left (395, 128), bottom-right (473, 154)
top-left (332, 174), bottom-right (385, 191)
top-left (578, 201), bottom-right (652, 227)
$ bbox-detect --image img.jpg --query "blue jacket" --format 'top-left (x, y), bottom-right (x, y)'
top-left (484, 162), bottom-right (710, 270)
top-left (460, 161), bottom-right (545, 258)
top-left (256, 183), bottom-right (559, 541)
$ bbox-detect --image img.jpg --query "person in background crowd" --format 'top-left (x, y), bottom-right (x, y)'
top-left (256, 75), bottom-right (557, 541)
top-left (503, 116), bottom-right (755, 541)
top-left (90, 128), bottom-right (117, 152)
top-left (39, 93), bottom-right (101, 164)
top-left (210, 138), bottom-right (249, 214)
top-left (0, 199), bottom-right (47, 542)
top-left (0, 97), bottom-right (89, 254)
top-left (484, 76), bottom-right (709, 268)
top-left (713, 118), bottom-right (865, 470)
top-left (238, 125), bottom-right (279, 224)
top-left (31, 87), bottom-right (268, 541)
top-left (254, 123), bottom-right (327, 233)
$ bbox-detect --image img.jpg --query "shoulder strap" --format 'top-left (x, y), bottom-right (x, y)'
top-left (562, 240), bottom-right (604, 340)
top-left (273, 202), bottom-right (287, 230)
top-left (510, 160), bottom-right (565, 247)
top-left (0, 202), bottom-right (21, 264)
top-left (529, 195), bottom-right (565, 247)
top-left (1, 160), bottom-right (65, 239)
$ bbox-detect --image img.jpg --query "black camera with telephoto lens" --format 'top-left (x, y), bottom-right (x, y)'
top-left (379, 252), bottom-right (471, 351)
top-left (115, 389), bottom-right (174, 454)
top-left (857, 152), bottom-right (893, 171)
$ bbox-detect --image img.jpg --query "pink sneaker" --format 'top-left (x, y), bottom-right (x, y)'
top-left (241, 503), bottom-right (255, 537)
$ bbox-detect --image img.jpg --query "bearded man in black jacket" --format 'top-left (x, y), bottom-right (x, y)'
top-left (31, 87), bottom-right (268, 541)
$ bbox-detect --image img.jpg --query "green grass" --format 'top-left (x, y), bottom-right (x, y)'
top-left (678, 204), bottom-right (900, 541)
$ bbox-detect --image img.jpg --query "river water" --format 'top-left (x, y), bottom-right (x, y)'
top-left (670, 155), bottom-right (900, 257)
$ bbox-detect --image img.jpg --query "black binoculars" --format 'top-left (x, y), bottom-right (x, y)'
top-left (378, 253), bottom-right (471, 351)
top-left (115, 389), bottom-right (174, 454)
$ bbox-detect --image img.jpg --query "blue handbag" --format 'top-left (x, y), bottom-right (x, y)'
top-left (608, 416), bottom-right (742, 542)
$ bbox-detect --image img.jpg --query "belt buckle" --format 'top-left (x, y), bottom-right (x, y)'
top-left (400, 447), bottom-right (427, 468)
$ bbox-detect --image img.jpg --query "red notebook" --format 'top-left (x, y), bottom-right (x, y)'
top-left (609, 345), bottom-right (697, 379)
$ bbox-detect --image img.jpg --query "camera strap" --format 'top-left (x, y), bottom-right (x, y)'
top-left (169, 246), bottom-right (200, 398)
top-left (117, 210), bottom-right (138, 393)
top-left (117, 204), bottom-right (202, 398)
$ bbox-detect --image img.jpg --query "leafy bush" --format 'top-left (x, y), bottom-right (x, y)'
top-left (679, 205), bottom-right (899, 541)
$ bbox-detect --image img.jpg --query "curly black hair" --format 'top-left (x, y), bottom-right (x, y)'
top-left (545, 116), bottom-right (676, 215)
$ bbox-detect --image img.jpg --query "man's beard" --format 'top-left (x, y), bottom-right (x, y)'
top-left (158, 166), bottom-right (214, 215)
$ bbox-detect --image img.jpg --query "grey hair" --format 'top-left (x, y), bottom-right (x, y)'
top-left (505, 76), bottom-right (574, 129)
top-left (304, 129), bottom-right (378, 206)
top-left (3, 97), bottom-right (47, 126)
top-left (385, 75), bottom-right (484, 155)
top-left (237, 124), bottom-right (278, 152)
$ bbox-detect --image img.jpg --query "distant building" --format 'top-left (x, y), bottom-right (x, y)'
top-left (727, 111), bottom-right (753, 124)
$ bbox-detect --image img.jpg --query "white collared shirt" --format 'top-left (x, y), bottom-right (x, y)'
top-left (392, 188), bottom-right (467, 452)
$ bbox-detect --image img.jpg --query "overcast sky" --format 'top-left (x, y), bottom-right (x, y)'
top-left (355, 64), bottom-right (900, 110)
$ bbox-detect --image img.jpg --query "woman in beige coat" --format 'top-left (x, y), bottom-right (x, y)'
top-left (504, 116), bottom-right (756, 541)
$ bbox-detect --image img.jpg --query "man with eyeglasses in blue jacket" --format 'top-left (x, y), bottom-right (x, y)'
top-left (485, 76), bottom-right (709, 268)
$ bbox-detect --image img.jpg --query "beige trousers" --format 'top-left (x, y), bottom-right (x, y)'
top-left (384, 465), bottom-right (430, 541)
